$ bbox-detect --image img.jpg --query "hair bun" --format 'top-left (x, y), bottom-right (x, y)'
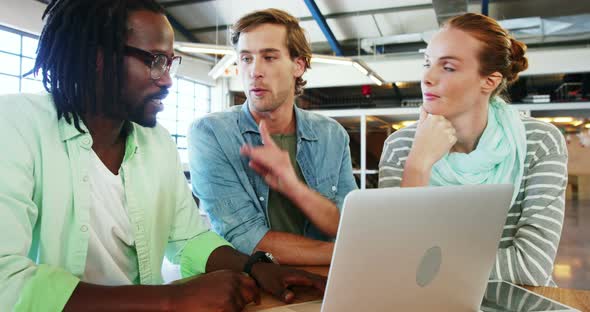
top-left (507, 37), bottom-right (528, 83)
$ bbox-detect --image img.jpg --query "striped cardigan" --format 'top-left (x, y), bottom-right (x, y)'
top-left (378, 116), bottom-right (568, 286)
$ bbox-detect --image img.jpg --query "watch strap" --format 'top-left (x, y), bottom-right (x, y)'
top-left (243, 251), bottom-right (272, 275)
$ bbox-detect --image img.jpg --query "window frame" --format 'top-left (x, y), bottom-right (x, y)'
top-left (0, 25), bottom-right (211, 161)
top-left (158, 76), bottom-right (212, 164)
top-left (0, 24), bottom-right (41, 94)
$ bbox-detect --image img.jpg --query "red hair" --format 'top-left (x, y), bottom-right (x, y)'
top-left (444, 13), bottom-right (528, 97)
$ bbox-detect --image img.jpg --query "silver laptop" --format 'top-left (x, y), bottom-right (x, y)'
top-left (265, 184), bottom-right (515, 311)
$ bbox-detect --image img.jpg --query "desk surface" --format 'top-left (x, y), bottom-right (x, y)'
top-left (246, 266), bottom-right (590, 311)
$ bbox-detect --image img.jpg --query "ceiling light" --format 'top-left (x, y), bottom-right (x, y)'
top-left (401, 120), bottom-right (417, 127)
top-left (311, 55), bottom-right (353, 65)
top-left (208, 54), bottom-right (237, 79)
top-left (572, 120), bottom-right (584, 127)
top-left (553, 264), bottom-right (572, 279)
top-left (585, 124), bottom-right (590, 129)
top-left (174, 43), bottom-right (387, 84)
top-left (392, 124), bottom-right (402, 130)
top-left (553, 117), bottom-right (574, 123)
top-left (368, 73), bottom-right (385, 86)
top-left (352, 61), bottom-right (369, 75)
top-left (536, 117), bottom-right (553, 123)
top-left (175, 42), bottom-right (235, 55)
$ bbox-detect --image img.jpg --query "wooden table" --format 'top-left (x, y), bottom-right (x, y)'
top-left (246, 266), bottom-right (590, 311)
top-left (522, 285), bottom-right (590, 311)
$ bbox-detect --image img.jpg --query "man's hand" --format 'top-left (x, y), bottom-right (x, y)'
top-left (240, 121), bottom-right (341, 237)
top-left (240, 120), bottom-right (302, 195)
top-left (250, 263), bottom-right (327, 303)
top-left (170, 270), bottom-right (260, 312)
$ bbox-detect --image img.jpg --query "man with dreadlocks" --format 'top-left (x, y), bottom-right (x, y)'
top-left (0, 1), bottom-right (325, 311)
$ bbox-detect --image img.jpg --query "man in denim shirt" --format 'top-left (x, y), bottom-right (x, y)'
top-left (188, 9), bottom-right (357, 265)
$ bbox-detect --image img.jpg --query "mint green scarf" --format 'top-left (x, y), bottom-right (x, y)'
top-left (429, 97), bottom-right (526, 205)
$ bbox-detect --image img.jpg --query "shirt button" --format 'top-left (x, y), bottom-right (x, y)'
top-left (82, 176), bottom-right (89, 182)
top-left (82, 137), bottom-right (91, 145)
top-left (332, 186), bottom-right (337, 191)
top-left (259, 197), bottom-right (264, 202)
top-left (80, 225), bottom-right (88, 232)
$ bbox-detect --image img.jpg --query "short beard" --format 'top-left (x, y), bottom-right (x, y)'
top-left (127, 89), bottom-right (169, 128)
top-left (249, 89), bottom-right (291, 113)
top-left (128, 102), bottom-right (156, 127)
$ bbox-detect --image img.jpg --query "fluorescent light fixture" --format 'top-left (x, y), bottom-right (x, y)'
top-left (585, 123), bottom-right (590, 129)
top-left (352, 61), bottom-right (369, 75)
top-left (401, 120), bottom-right (417, 127)
top-left (391, 124), bottom-right (402, 130)
top-left (553, 264), bottom-right (572, 279)
top-left (368, 73), bottom-right (384, 86)
top-left (175, 42), bottom-right (235, 55)
top-left (553, 117), bottom-right (574, 123)
top-left (536, 117), bottom-right (553, 123)
top-left (174, 43), bottom-right (388, 84)
top-left (572, 120), bottom-right (584, 127)
top-left (208, 54), bottom-right (237, 79)
top-left (310, 54), bottom-right (353, 65)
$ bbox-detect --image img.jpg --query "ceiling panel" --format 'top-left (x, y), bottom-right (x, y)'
top-left (163, 0), bottom-right (590, 56)
top-left (484, 0), bottom-right (590, 20)
top-left (300, 15), bottom-right (383, 43)
top-left (315, 0), bottom-right (432, 15)
top-left (298, 20), bottom-right (329, 44)
top-left (166, 1), bottom-right (221, 29)
top-left (163, 0), bottom-right (436, 33)
top-left (325, 15), bottom-right (383, 41)
top-left (193, 30), bottom-right (231, 45)
top-left (166, 0), bottom-right (310, 29)
top-left (163, 0), bottom-right (439, 47)
top-left (374, 9), bottom-right (439, 36)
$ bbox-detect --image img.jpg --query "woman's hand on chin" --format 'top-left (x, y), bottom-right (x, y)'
top-left (409, 107), bottom-right (457, 169)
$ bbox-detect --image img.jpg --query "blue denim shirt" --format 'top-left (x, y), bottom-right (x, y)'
top-left (188, 102), bottom-right (357, 254)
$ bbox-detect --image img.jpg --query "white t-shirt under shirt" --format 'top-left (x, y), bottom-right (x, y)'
top-left (82, 150), bottom-right (139, 285)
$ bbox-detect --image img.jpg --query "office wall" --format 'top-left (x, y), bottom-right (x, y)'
top-left (565, 134), bottom-right (590, 200)
top-left (567, 134), bottom-right (590, 175)
top-left (0, 0), bottom-right (46, 35)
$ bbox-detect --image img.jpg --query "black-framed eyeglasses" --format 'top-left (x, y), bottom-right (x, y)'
top-left (124, 45), bottom-right (182, 80)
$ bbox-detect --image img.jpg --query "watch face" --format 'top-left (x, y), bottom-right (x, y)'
top-left (265, 252), bottom-right (279, 264)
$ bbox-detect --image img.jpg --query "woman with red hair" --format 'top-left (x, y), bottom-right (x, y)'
top-left (379, 13), bottom-right (567, 287)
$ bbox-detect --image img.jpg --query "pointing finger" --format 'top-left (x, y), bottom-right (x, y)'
top-left (259, 120), bottom-right (277, 148)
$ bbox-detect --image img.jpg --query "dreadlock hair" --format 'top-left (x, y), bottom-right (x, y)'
top-left (34, 0), bottom-right (164, 133)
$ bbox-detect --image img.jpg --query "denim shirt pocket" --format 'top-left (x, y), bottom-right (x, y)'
top-left (314, 174), bottom-right (338, 201)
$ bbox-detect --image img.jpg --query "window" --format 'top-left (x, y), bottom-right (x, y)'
top-left (0, 25), bottom-right (43, 95)
top-left (0, 26), bottom-right (212, 163)
top-left (159, 77), bottom-right (212, 164)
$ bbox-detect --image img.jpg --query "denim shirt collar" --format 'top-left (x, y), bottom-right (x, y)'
top-left (238, 100), bottom-right (318, 141)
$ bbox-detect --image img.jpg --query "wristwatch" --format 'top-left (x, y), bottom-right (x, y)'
top-left (243, 251), bottom-right (278, 275)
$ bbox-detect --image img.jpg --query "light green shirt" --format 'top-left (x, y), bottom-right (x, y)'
top-left (0, 93), bottom-right (231, 311)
